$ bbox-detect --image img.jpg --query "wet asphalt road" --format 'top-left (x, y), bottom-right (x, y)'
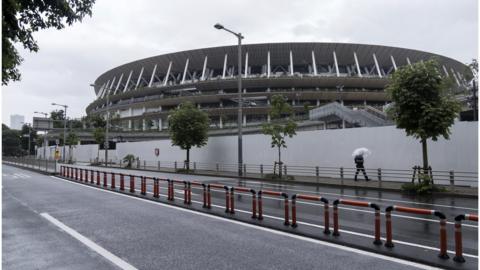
top-left (2, 164), bottom-right (442, 270)
top-left (62, 164), bottom-right (478, 257)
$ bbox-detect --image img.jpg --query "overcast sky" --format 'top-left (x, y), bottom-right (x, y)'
top-left (2, 0), bottom-right (478, 126)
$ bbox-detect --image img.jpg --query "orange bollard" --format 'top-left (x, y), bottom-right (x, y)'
top-left (183, 181), bottom-right (188, 204)
top-left (141, 177), bottom-right (146, 195)
top-left (385, 207), bottom-right (394, 248)
top-left (207, 184), bottom-right (211, 208)
top-left (438, 218), bottom-right (449, 259)
top-left (283, 194), bottom-right (289, 226)
top-left (257, 191), bottom-right (263, 220)
top-left (96, 171), bottom-right (100, 185)
top-left (111, 173), bottom-right (116, 189)
top-left (374, 209), bottom-right (382, 245)
top-left (224, 186), bottom-right (230, 213)
top-left (90, 170), bottom-right (94, 184)
top-left (153, 178), bottom-right (159, 198)
top-left (251, 190), bottom-right (257, 219)
top-left (291, 195), bottom-right (297, 227)
top-left (130, 175), bottom-right (135, 193)
top-left (202, 184), bottom-right (207, 208)
top-left (120, 174), bottom-right (124, 191)
top-left (75, 168), bottom-right (78, 180)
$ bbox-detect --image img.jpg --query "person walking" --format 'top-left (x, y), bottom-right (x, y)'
top-left (354, 154), bottom-right (369, 181)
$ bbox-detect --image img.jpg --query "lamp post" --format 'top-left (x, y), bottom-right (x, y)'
top-left (214, 23), bottom-right (244, 176)
top-left (34, 111), bottom-right (49, 159)
top-left (51, 103), bottom-right (68, 162)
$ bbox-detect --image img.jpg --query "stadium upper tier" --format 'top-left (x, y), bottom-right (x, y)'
top-left (86, 42), bottom-right (468, 131)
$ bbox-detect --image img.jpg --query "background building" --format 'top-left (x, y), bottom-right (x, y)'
top-left (87, 42), bottom-right (469, 133)
top-left (10, 114), bottom-right (25, 130)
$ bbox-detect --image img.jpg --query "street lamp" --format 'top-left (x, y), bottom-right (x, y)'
top-left (214, 23), bottom-right (244, 176)
top-left (34, 111), bottom-right (49, 159)
top-left (90, 83), bottom-right (109, 167)
top-left (52, 103), bottom-right (68, 162)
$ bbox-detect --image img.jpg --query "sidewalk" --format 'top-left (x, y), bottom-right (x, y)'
top-left (84, 162), bottom-right (479, 198)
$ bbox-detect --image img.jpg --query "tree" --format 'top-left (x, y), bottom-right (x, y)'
top-left (262, 95), bottom-right (297, 178)
top-left (2, 124), bottom-right (21, 156)
top-left (386, 59), bottom-right (461, 177)
top-left (168, 102), bottom-right (209, 172)
top-left (66, 132), bottom-right (79, 163)
top-left (50, 110), bottom-right (65, 129)
top-left (2, 0), bottom-right (95, 85)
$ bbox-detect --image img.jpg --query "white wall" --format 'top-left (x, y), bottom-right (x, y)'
top-left (38, 122), bottom-right (478, 172)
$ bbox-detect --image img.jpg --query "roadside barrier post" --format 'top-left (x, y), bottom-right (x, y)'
top-left (292, 195), bottom-right (329, 234)
top-left (111, 173), bottom-right (116, 189)
top-left (96, 171), bottom-right (100, 185)
top-left (257, 191), bottom-right (263, 220)
top-left (130, 175), bottom-right (135, 193)
top-left (230, 187), bottom-right (235, 214)
top-left (183, 181), bottom-right (188, 204)
top-left (187, 182), bottom-right (192, 204)
top-left (449, 171), bottom-right (455, 190)
top-left (66, 167), bottom-right (70, 178)
top-left (141, 177), bottom-right (146, 195)
top-left (224, 186), bottom-right (230, 213)
top-left (202, 184), bottom-right (207, 208)
top-left (80, 169), bottom-right (83, 181)
top-left (90, 170), bottom-right (94, 184)
top-left (207, 184), bottom-right (211, 208)
top-left (260, 164), bottom-right (263, 177)
top-left (283, 193), bottom-right (289, 225)
top-left (251, 190), bottom-right (257, 219)
top-left (377, 168), bottom-right (382, 188)
top-left (385, 205), bottom-right (448, 258)
top-left (103, 172), bottom-right (107, 187)
top-left (454, 214), bottom-right (478, 263)
top-left (75, 168), bottom-right (78, 180)
top-left (153, 178), bottom-right (159, 198)
top-left (120, 174), bottom-right (125, 191)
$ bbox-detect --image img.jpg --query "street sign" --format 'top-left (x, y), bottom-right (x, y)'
top-left (155, 148), bottom-right (160, 157)
top-left (33, 117), bottom-right (53, 131)
top-left (55, 139), bottom-right (60, 145)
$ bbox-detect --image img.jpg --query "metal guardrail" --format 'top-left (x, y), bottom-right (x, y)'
top-left (86, 158), bottom-right (478, 188)
top-left (3, 156), bottom-right (57, 173)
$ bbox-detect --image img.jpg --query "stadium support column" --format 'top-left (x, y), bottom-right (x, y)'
top-left (181, 58), bottom-right (189, 84)
top-left (163, 62), bottom-right (172, 86)
top-left (267, 51), bottom-right (271, 78)
top-left (149, 64), bottom-right (158, 87)
top-left (222, 54), bottom-right (228, 79)
top-left (244, 53), bottom-right (249, 78)
top-left (201, 56), bottom-right (208, 81)
top-left (354, 52), bottom-right (362, 77)
top-left (114, 73), bottom-right (124, 94)
top-left (333, 51), bottom-right (340, 77)
top-left (124, 70), bottom-right (133, 92)
top-left (406, 57), bottom-right (412, 66)
top-left (311, 50), bottom-right (317, 76)
top-left (373, 53), bottom-right (382, 77)
top-left (451, 68), bottom-right (460, 86)
top-left (135, 67), bottom-right (144, 90)
top-left (289, 50), bottom-right (294, 76)
top-left (219, 116), bottom-right (223, 129)
top-left (390, 55), bottom-right (397, 71)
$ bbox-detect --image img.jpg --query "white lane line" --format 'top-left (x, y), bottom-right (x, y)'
top-left (40, 213), bottom-right (138, 270)
top-left (216, 180), bottom-right (478, 211)
top-left (48, 176), bottom-right (440, 269)
top-left (50, 176), bottom-right (478, 259)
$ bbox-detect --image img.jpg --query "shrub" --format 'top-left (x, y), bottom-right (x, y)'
top-left (123, 154), bottom-right (135, 168)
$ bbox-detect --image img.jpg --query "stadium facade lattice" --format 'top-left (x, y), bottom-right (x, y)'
top-left (87, 42), bottom-right (468, 131)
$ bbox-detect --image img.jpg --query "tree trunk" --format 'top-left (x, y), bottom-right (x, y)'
top-left (186, 148), bottom-right (190, 172)
top-left (421, 137), bottom-right (429, 178)
top-left (278, 146), bottom-right (282, 178)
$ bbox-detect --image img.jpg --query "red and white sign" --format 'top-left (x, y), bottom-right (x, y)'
top-left (154, 148), bottom-right (160, 157)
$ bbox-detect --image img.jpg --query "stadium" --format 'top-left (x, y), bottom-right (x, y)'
top-left (86, 42), bottom-right (469, 133)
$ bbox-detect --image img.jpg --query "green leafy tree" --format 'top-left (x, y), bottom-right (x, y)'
top-left (2, 0), bottom-right (95, 85)
top-left (66, 132), bottom-right (79, 163)
top-left (2, 124), bottom-right (21, 156)
top-left (386, 59), bottom-right (461, 179)
top-left (262, 95), bottom-right (297, 178)
top-left (168, 102), bottom-right (210, 172)
top-left (50, 110), bottom-right (65, 128)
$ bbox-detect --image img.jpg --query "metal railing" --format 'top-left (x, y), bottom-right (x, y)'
top-left (3, 156), bottom-right (58, 173)
top-left (88, 158), bottom-right (478, 188)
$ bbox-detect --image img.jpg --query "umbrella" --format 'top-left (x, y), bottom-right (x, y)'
top-left (352, 147), bottom-right (372, 157)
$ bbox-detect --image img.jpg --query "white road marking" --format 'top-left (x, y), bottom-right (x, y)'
top-left (40, 213), bottom-right (138, 270)
top-left (48, 176), bottom-right (443, 269)
top-left (49, 175), bottom-right (478, 259)
top-left (215, 180), bottom-right (478, 211)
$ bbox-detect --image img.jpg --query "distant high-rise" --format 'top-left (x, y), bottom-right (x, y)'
top-left (10, 114), bottom-right (25, 130)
